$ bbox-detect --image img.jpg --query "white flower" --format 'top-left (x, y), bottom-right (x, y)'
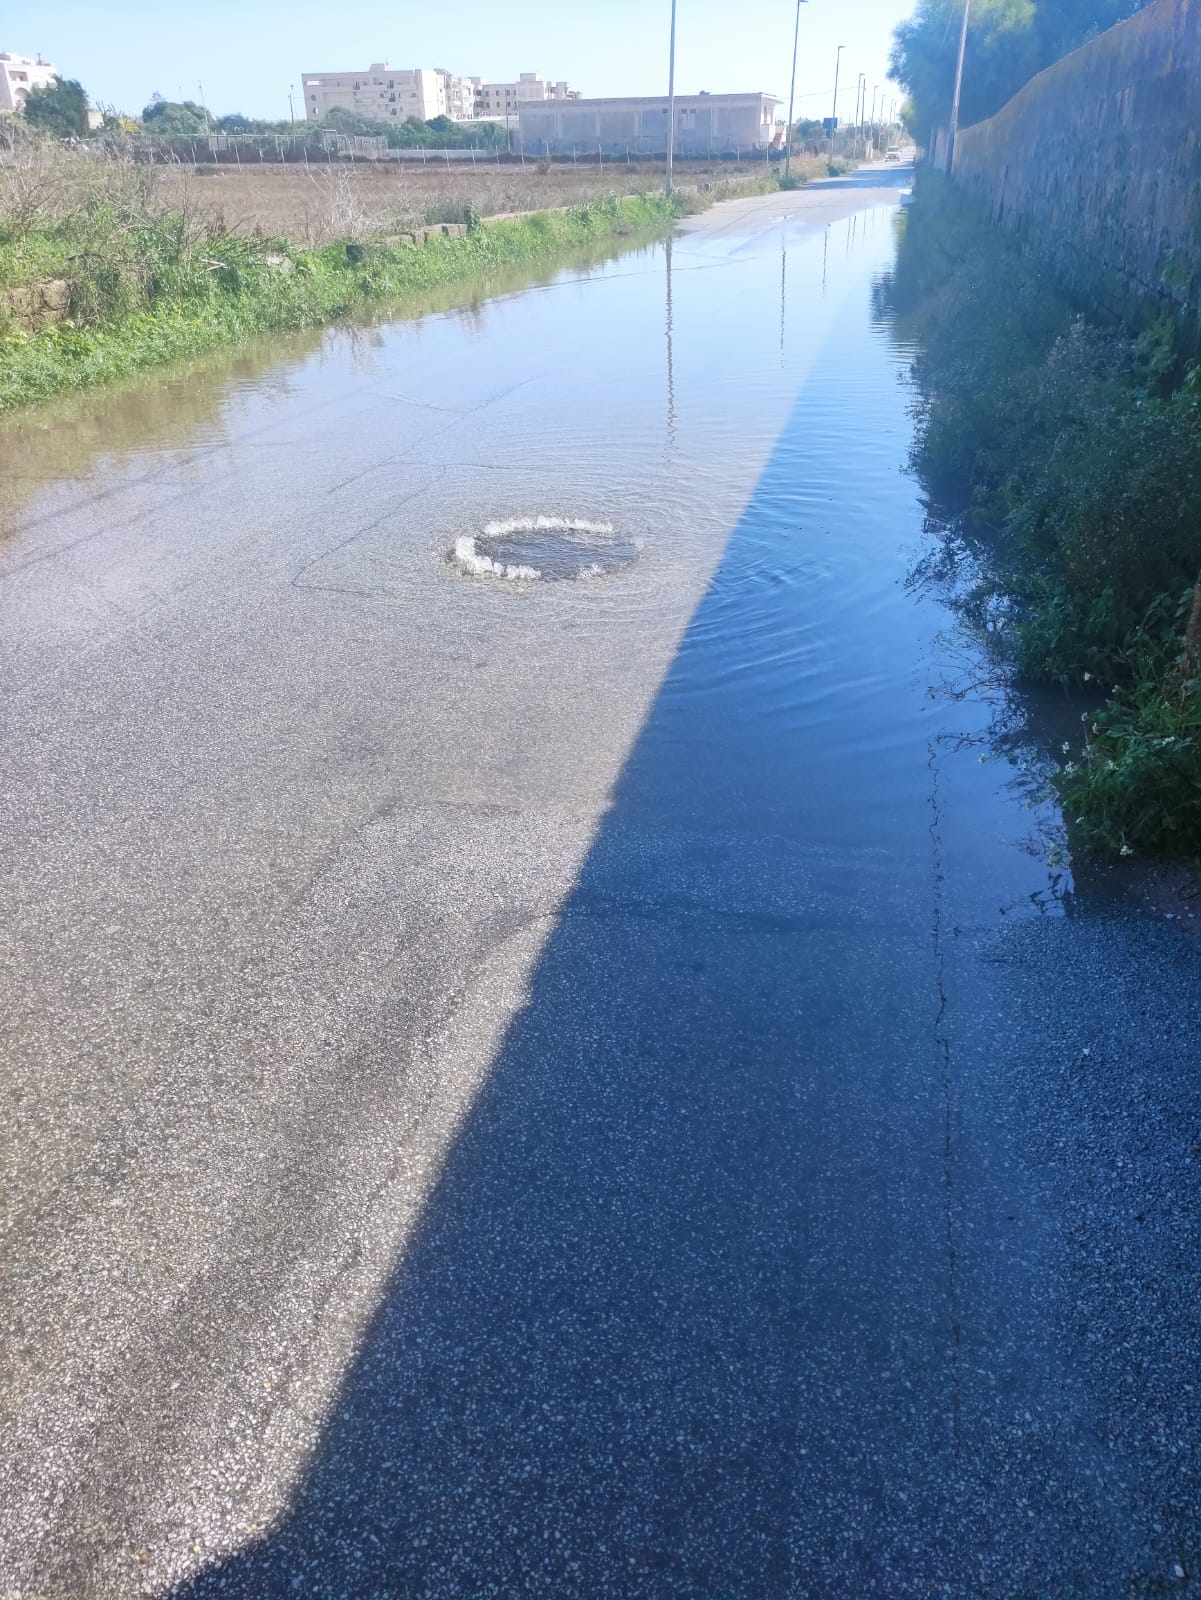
top-left (1083, 671), bottom-right (1092, 682)
top-left (1061, 741), bottom-right (1071, 754)
top-left (1120, 843), bottom-right (1134, 857)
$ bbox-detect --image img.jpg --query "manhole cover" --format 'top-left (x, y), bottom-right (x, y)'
top-left (451, 517), bottom-right (640, 582)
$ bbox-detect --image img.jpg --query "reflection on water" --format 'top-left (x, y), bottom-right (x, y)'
top-left (0, 196), bottom-right (1078, 925)
top-left (874, 210), bottom-right (1129, 913)
top-left (10, 173), bottom-right (1181, 1596)
top-left (0, 229), bottom-right (670, 540)
top-left (664, 235), bottom-right (677, 453)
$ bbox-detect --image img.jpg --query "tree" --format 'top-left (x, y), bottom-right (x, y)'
top-left (22, 76), bottom-right (90, 138)
top-left (141, 94), bottom-right (213, 137)
top-left (890, 0), bottom-right (1141, 143)
top-left (319, 107), bottom-right (502, 150)
top-left (791, 117), bottom-right (827, 146)
top-left (215, 112), bottom-right (291, 134)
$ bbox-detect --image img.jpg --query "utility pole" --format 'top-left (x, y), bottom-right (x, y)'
top-left (830, 43), bottom-right (844, 151)
top-left (856, 72), bottom-right (865, 129)
top-left (947, 0), bottom-right (971, 169)
top-left (665, 0), bottom-right (678, 196)
top-left (783, 0), bottom-right (808, 182)
top-left (288, 85), bottom-right (296, 127)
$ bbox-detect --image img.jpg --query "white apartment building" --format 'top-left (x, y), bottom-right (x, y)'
top-left (301, 64), bottom-right (476, 124)
top-left (471, 73), bottom-right (578, 119)
top-left (302, 63), bottom-right (576, 125)
top-left (0, 52), bottom-right (58, 114)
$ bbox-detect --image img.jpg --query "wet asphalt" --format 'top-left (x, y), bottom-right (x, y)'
top-left (2, 166), bottom-right (1200, 1599)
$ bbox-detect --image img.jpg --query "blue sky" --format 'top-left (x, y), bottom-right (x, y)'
top-left (13, 0), bottom-right (910, 122)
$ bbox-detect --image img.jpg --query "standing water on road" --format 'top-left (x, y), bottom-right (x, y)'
top-left (2, 177), bottom-right (1199, 1600)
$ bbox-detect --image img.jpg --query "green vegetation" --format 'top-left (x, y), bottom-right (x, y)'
top-left (778, 155), bottom-right (856, 190)
top-left (320, 108), bottom-right (509, 150)
top-left (890, 0), bottom-right (1139, 140)
top-left (10, 78), bottom-right (508, 152)
top-left (137, 101), bottom-right (510, 150)
top-left (22, 78), bottom-right (90, 140)
top-left (141, 95), bottom-right (216, 137)
top-left (0, 187), bottom-right (691, 414)
top-left (883, 179), bottom-right (1201, 860)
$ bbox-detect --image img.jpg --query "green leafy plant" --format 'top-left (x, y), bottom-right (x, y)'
top-left (889, 179), bottom-right (1201, 859)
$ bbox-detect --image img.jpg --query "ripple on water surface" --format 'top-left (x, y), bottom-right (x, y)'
top-left (451, 517), bottom-right (642, 583)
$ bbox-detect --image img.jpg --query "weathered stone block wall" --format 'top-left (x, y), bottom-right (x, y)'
top-left (952, 0), bottom-right (1201, 341)
top-left (1, 278), bottom-right (70, 331)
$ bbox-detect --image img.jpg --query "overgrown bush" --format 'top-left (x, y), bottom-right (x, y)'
top-left (0, 173), bottom-right (691, 412)
top-left (883, 176), bottom-right (1201, 860)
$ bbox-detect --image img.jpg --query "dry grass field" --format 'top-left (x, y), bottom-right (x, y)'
top-left (155, 158), bottom-right (783, 244)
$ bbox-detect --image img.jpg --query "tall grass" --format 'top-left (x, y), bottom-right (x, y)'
top-left (0, 134), bottom-right (775, 412)
top-left (881, 176), bottom-right (1201, 861)
top-left (0, 175), bottom-right (674, 412)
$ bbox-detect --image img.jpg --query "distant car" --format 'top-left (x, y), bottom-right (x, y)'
top-left (885, 151), bottom-right (901, 162)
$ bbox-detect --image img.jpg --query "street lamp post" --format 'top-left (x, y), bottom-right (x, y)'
top-left (783, 0), bottom-right (808, 183)
top-left (665, 0), bottom-right (678, 195)
top-left (830, 43), bottom-right (844, 152)
top-left (870, 82), bottom-right (879, 147)
top-left (947, 0), bottom-right (971, 169)
top-left (288, 86), bottom-right (296, 127)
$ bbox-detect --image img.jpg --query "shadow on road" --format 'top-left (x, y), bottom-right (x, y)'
top-left (173, 252), bottom-right (962, 1597)
top-left (161, 154), bottom-right (1201, 1600)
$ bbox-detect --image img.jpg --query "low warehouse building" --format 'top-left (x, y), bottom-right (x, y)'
top-left (518, 92), bottom-right (779, 156)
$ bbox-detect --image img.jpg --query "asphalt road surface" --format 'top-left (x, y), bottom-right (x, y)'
top-left (2, 164), bottom-right (1200, 1599)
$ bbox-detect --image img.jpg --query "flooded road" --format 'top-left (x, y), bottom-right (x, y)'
top-left (2, 169), bottom-right (1200, 1599)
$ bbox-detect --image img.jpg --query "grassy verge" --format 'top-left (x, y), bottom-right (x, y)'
top-left (0, 192), bottom-right (705, 413)
top-left (881, 175), bottom-right (1201, 862)
top-left (779, 155), bottom-right (858, 189)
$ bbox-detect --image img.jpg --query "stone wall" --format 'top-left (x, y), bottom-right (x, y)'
top-left (951, 0), bottom-right (1201, 342)
top-left (2, 278), bottom-right (70, 331)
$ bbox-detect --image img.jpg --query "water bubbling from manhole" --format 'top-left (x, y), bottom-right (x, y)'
top-left (451, 517), bottom-right (641, 582)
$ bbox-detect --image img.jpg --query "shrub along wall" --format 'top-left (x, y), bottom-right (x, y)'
top-left (952, 0), bottom-right (1201, 347)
